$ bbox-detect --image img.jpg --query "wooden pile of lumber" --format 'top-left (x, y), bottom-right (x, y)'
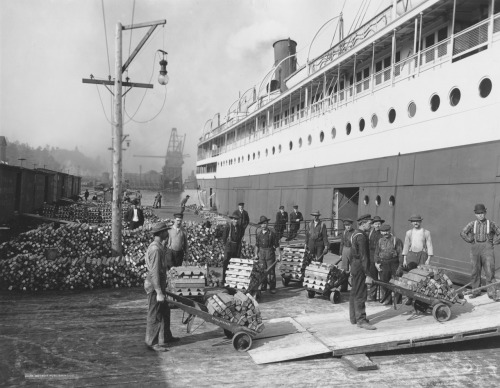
top-left (205, 291), bottom-right (265, 333)
top-left (224, 258), bottom-right (266, 291)
top-left (168, 266), bottom-right (206, 298)
top-left (279, 245), bottom-right (309, 281)
top-left (389, 265), bottom-right (461, 303)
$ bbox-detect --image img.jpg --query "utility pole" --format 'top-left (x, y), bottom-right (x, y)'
top-left (83, 19), bottom-right (166, 256)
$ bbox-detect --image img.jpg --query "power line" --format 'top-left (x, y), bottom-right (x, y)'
top-left (100, 0), bottom-right (111, 76)
top-left (126, 0), bottom-right (136, 80)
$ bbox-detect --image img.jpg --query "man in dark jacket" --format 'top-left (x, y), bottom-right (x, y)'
top-left (222, 214), bottom-right (241, 284)
top-left (339, 218), bottom-right (354, 291)
top-left (255, 216), bottom-right (281, 293)
top-left (349, 214), bottom-right (375, 330)
top-left (144, 222), bottom-right (179, 352)
top-left (305, 210), bottom-right (329, 263)
top-left (275, 206), bottom-right (288, 241)
top-left (368, 215), bottom-right (384, 301)
top-left (126, 200), bottom-right (144, 230)
top-left (286, 205), bottom-right (303, 241)
top-left (233, 202), bottom-right (249, 256)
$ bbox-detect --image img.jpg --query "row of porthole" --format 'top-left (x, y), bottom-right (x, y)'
top-left (219, 77), bottom-right (493, 167)
top-left (365, 195), bottom-right (396, 207)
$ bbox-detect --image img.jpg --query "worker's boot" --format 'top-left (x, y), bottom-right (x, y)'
top-left (357, 321), bottom-right (376, 330)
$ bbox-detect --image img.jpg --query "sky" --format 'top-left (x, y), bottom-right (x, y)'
top-left (0, 0), bottom-right (386, 177)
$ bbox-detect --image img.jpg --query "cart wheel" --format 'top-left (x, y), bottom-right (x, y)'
top-left (329, 290), bottom-right (341, 304)
top-left (432, 303), bottom-right (452, 322)
top-left (223, 329), bottom-right (234, 339)
top-left (282, 277), bottom-right (290, 287)
top-left (232, 332), bottom-right (253, 352)
top-left (307, 290), bottom-right (315, 299)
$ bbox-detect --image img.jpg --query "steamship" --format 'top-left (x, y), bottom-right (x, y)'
top-left (196, 0), bottom-right (500, 283)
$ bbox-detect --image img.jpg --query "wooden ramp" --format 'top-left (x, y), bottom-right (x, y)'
top-left (248, 295), bottom-right (500, 364)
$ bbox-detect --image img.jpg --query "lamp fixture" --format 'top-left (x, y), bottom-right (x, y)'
top-left (158, 50), bottom-right (169, 85)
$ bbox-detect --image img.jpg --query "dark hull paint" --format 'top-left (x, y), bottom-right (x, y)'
top-left (198, 140), bottom-right (500, 283)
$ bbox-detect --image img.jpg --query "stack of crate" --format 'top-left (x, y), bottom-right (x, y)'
top-left (303, 262), bottom-right (333, 295)
top-left (279, 245), bottom-right (308, 282)
top-left (224, 258), bottom-right (254, 290)
top-left (168, 266), bottom-right (206, 299)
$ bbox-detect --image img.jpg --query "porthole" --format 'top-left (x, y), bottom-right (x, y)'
top-left (371, 114), bottom-right (378, 128)
top-left (299, 138), bottom-right (303, 147)
top-left (308, 135), bottom-right (312, 145)
top-left (430, 94), bottom-right (440, 112)
top-left (238, 157), bottom-right (240, 163)
top-left (479, 78), bottom-right (492, 98)
top-left (389, 195), bottom-right (395, 207)
top-left (253, 153), bottom-right (255, 160)
top-left (363, 195), bottom-right (369, 205)
top-left (248, 154), bottom-right (250, 161)
top-left (319, 131), bottom-right (324, 142)
top-left (408, 101), bottom-right (417, 118)
top-left (258, 151), bottom-right (260, 159)
top-left (272, 147), bottom-right (275, 155)
top-left (388, 108), bottom-right (396, 124)
top-left (346, 122), bottom-right (352, 135)
top-left (279, 144), bottom-right (282, 153)
top-left (359, 118), bottom-right (365, 132)
top-left (266, 149), bottom-right (268, 157)
top-left (331, 127), bottom-right (336, 139)
top-left (449, 87), bottom-right (461, 107)
top-left (289, 141), bottom-right (293, 150)
top-left (375, 195), bottom-right (381, 206)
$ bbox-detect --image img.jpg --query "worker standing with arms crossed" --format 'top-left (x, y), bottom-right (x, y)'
top-left (255, 215), bottom-right (282, 294)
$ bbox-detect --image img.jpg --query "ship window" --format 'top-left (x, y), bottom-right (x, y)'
top-left (346, 122), bottom-right (351, 135)
top-left (479, 78), bottom-right (492, 98)
top-left (363, 195), bottom-right (369, 205)
top-left (408, 101), bottom-right (417, 118)
top-left (371, 114), bottom-right (378, 128)
top-left (279, 145), bottom-right (282, 153)
top-left (359, 118), bottom-right (365, 132)
top-left (320, 131), bottom-right (324, 142)
top-left (430, 94), bottom-right (440, 112)
top-left (375, 195), bottom-right (381, 206)
top-left (289, 141), bottom-right (293, 150)
top-left (299, 138), bottom-right (303, 147)
top-left (258, 151), bottom-right (261, 159)
top-left (389, 195), bottom-right (395, 207)
top-left (308, 135), bottom-right (312, 145)
top-left (272, 147), bottom-right (275, 155)
top-left (266, 149), bottom-right (268, 157)
top-left (388, 108), bottom-right (396, 124)
top-left (248, 154), bottom-right (250, 161)
top-left (331, 127), bottom-right (336, 139)
top-left (238, 157), bottom-right (240, 163)
top-left (253, 153), bottom-right (255, 160)
top-left (449, 88), bottom-right (461, 107)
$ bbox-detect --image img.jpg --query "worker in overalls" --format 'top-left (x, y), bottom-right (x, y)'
top-left (222, 213), bottom-right (241, 285)
top-left (368, 216), bottom-right (384, 301)
top-left (255, 216), bottom-right (281, 294)
top-left (460, 204), bottom-right (500, 300)
top-left (305, 210), bottom-right (329, 263)
top-left (338, 218), bottom-right (354, 291)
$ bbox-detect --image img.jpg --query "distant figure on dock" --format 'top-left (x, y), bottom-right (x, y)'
top-left (123, 191), bottom-right (131, 203)
top-left (460, 204), bottom-right (500, 300)
top-left (180, 195), bottom-right (190, 214)
top-left (84, 189), bottom-right (89, 201)
top-left (375, 224), bottom-right (403, 306)
top-left (368, 216), bottom-right (384, 301)
top-left (136, 190), bottom-right (142, 206)
top-left (286, 205), bottom-right (303, 241)
top-left (305, 210), bottom-right (328, 263)
top-left (144, 221), bottom-right (179, 351)
top-left (222, 213), bottom-right (241, 285)
top-left (153, 192), bottom-right (162, 208)
top-left (233, 202), bottom-right (249, 255)
top-left (275, 206), bottom-right (288, 241)
top-left (166, 213), bottom-right (189, 267)
top-left (402, 214), bottom-right (433, 268)
top-left (125, 200), bottom-right (144, 230)
top-left (255, 215), bottom-right (281, 294)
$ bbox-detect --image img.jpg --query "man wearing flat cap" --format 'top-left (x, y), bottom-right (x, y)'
top-left (286, 205), bottom-right (303, 241)
top-left (460, 204), bottom-right (500, 300)
top-left (305, 210), bottom-right (329, 263)
top-left (374, 224), bottom-right (403, 305)
top-left (144, 222), bottom-right (179, 352)
top-left (222, 213), bottom-right (241, 284)
top-left (275, 206), bottom-right (288, 241)
top-left (339, 218), bottom-right (354, 290)
top-left (180, 195), bottom-right (190, 214)
top-left (166, 213), bottom-right (189, 268)
top-left (402, 214), bottom-right (433, 268)
top-left (349, 214), bottom-right (375, 330)
top-left (367, 216), bottom-right (384, 301)
top-left (255, 216), bottom-right (281, 293)
top-left (234, 203), bottom-right (249, 255)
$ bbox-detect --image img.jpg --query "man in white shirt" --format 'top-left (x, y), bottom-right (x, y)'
top-left (402, 214), bottom-right (433, 267)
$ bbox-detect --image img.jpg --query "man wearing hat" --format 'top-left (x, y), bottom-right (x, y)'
top-left (125, 199), bottom-right (144, 230)
top-left (402, 214), bottom-right (433, 267)
top-left (222, 213), bottom-right (241, 284)
top-left (339, 218), bottom-right (355, 290)
top-left (349, 214), bottom-right (375, 330)
top-left (374, 224), bottom-right (403, 305)
top-left (234, 203), bottom-right (249, 255)
top-left (255, 216), bottom-right (281, 293)
top-left (144, 222), bottom-right (179, 352)
top-left (166, 213), bottom-right (189, 268)
top-left (305, 210), bottom-right (329, 263)
top-left (180, 195), bottom-right (190, 214)
top-left (286, 205), bottom-right (304, 241)
top-left (460, 204), bottom-right (500, 299)
top-left (275, 206), bottom-right (288, 241)
top-left (367, 216), bottom-right (384, 301)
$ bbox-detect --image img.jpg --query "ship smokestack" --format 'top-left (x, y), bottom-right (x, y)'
top-left (272, 38), bottom-right (297, 92)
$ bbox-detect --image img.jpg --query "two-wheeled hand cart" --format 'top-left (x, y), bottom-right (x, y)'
top-left (280, 245), bottom-right (309, 287)
top-left (303, 257), bottom-right (348, 304)
top-left (165, 290), bottom-right (258, 352)
top-left (372, 279), bottom-right (466, 322)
